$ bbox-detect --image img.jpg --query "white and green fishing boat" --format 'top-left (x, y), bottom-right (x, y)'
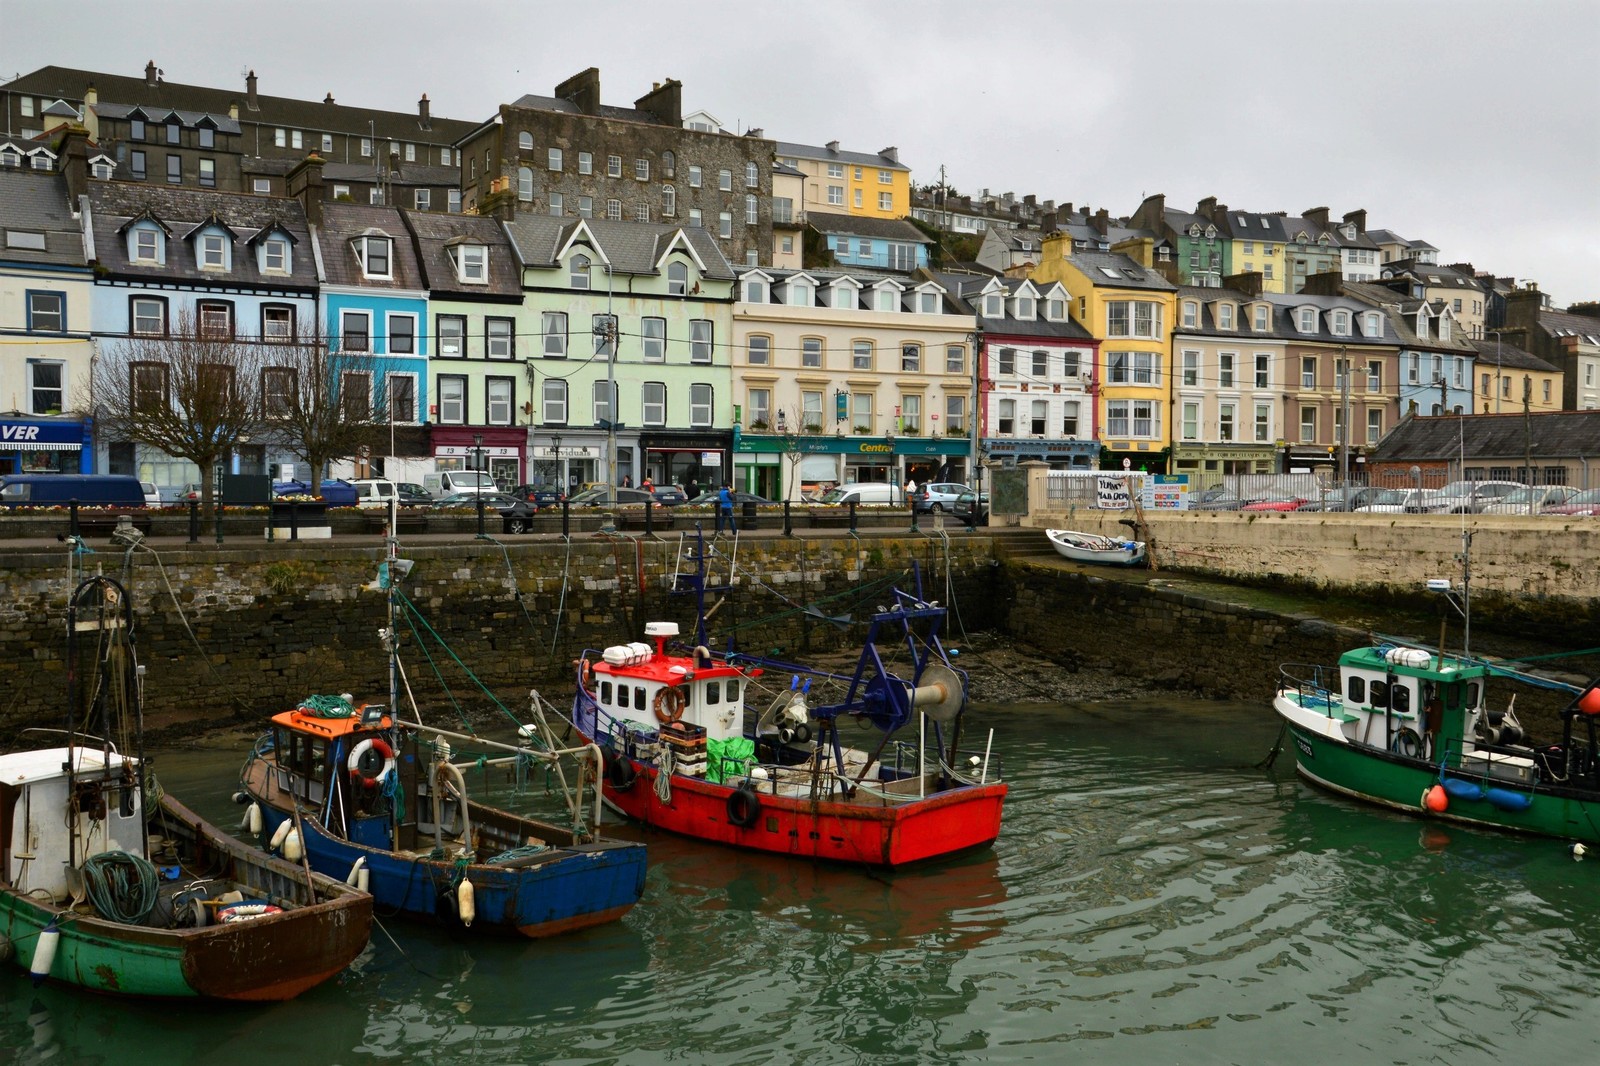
top-left (1273, 543), bottom-right (1600, 843)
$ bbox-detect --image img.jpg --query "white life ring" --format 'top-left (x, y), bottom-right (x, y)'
top-left (348, 737), bottom-right (396, 789)
top-left (217, 902), bottom-right (283, 923)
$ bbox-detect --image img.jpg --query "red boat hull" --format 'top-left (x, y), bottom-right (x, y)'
top-left (604, 762), bottom-right (1007, 867)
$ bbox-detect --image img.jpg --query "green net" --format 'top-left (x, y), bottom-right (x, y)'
top-left (706, 737), bottom-right (755, 785)
top-left (298, 694), bottom-right (355, 717)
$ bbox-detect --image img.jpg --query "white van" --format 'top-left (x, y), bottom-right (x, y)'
top-left (818, 482), bottom-right (906, 506)
top-left (347, 478), bottom-right (398, 509)
top-left (423, 470), bottom-right (498, 499)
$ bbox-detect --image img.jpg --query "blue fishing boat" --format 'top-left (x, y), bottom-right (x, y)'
top-left (238, 541), bottom-right (646, 937)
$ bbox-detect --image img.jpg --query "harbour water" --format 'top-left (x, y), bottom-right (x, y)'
top-left (5, 699), bottom-right (1598, 1064)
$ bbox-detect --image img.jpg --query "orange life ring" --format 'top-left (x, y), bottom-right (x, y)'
top-left (348, 737), bottom-right (395, 789)
top-left (575, 658), bottom-right (596, 689)
top-left (653, 686), bottom-right (686, 724)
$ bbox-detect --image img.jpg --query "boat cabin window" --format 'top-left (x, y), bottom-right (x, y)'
top-left (600, 680), bottom-right (613, 704)
top-left (1347, 677), bottom-right (1366, 703)
top-left (616, 683), bottom-right (629, 709)
top-left (704, 682), bottom-right (720, 706)
top-left (633, 685), bottom-right (646, 708)
top-left (1391, 684), bottom-right (1411, 715)
top-left (1369, 680), bottom-right (1388, 709)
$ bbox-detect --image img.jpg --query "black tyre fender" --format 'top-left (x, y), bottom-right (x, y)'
top-left (605, 751), bottom-right (638, 791)
top-left (726, 784), bottom-right (761, 828)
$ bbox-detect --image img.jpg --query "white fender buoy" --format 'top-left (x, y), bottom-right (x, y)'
top-left (283, 829), bottom-right (303, 863)
top-left (269, 818), bottom-right (292, 851)
top-left (30, 922), bottom-right (59, 985)
top-left (356, 866), bottom-right (369, 893)
top-left (345, 857), bottom-right (366, 887)
top-left (457, 880), bottom-right (476, 928)
top-left (247, 802), bottom-right (263, 835)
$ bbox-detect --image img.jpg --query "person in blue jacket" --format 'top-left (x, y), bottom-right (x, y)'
top-left (716, 483), bottom-right (736, 534)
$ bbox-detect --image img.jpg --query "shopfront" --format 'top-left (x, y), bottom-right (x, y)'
top-left (1170, 443), bottom-right (1277, 481)
top-left (985, 436), bottom-right (1098, 470)
top-left (430, 426), bottom-right (526, 490)
top-left (0, 418), bottom-right (92, 476)
top-left (735, 434), bottom-right (972, 499)
top-left (641, 431), bottom-right (731, 494)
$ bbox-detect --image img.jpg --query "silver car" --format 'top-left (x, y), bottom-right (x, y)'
top-left (1416, 480), bottom-right (1527, 514)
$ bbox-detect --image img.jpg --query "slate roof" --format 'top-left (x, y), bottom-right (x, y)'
top-left (805, 211), bottom-right (928, 243)
top-left (1370, 411), bottom-right (1600, 463)
top-left (7, 65), bottom-right (475, 144)
top-left (738, 266), bottom-right (954, 314)
top-left (404, 211), bottom-right (522, 297)
top-left (1261, 291), bottom-right (1394, 346)
top-left (1053, 209), bottom-right (1153, 247)
top-left (509, 93), bottom-right (659, 126)
top-left (1537, 309), bottom-right (1600, 345)
top-left (1469, 337), bottom-right (1559, 373)
top-left (772, 141), bottom-right (909, 172)
top-left (1066, 251), bottom-right (1177, 293)
top-left (1336, 280), bottom-right (1475, 354)
top-left (94, 101), bottom-right (241, 134)
top-left (1383, 258), bottom-right (1486, 292)
top-left (0, 169), bottom-right (87, 268)
top-left (85, 180), bottom-right (315, 288)
top-left (931, 270), bottom-right (1094, 342)
top-left (503, 215), bottom-right (735, 280)
top-left (321, 161), bottom-right (460, 187)
top-left (1226, 211), bottom-right (1289, 242)
top-left (315, 203), bottom-right (426, 291)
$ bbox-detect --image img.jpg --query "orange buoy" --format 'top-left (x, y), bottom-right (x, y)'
top-left (1423, 785), bottom-right (1449, 813)
top-left (1578, 688), bottom-right (1600, 716)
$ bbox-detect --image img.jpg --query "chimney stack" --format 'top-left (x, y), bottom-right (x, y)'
top-left (82, 84), bottom-right (99, 140)
top-left (324, 92), bottom-right (335, 105)
top-left (826, 140), bottom-right (839, 153)
top-left (555, 68), bottom-right (602, 116)
top-left (144, 61), bottom-right (158, 88)
top-left (286, 153), bottom-right (326, 226)
top-left (1303, 206), bottom-right (1330, 228)
top-left (633, 78), bottom-right (682, 126)
top-left (59, 124), bottom-right (90, 202)
top-left (745, 127), bottom-right (763, 138)
top-left (1342, 208), bottom-right (1366, 234)
top-left (418, 93), bottom-right (431, 130)
top-left (246, 70), bottom-right (259, 111)
top-left (879, 146), bottom-right (898, 164)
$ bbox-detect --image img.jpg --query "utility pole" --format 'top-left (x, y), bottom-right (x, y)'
top-left (1523, 375), bottom-right (1533, 498)
top-left (1338, 344), bottom-right (1351, 495)
top-left (1438, 368), bottom-right (1448, 417)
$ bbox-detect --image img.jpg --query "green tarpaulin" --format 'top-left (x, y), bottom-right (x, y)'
top-left (706, 736), bottom-right (755, 784)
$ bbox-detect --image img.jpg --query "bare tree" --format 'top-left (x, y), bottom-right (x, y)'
top-left (255, 332), bottom-right (391, 493)
top-left (91, 309), bottom-right (266, 514)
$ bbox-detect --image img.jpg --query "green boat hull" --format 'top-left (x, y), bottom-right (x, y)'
top-left (1285, 721), bottom-right (1600, 845)
top-left (2, 890), bottom-right (197, 997)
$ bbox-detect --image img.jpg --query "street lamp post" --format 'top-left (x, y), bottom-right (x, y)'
top-left (1486, 328), bottom-right (1507, 414)
top-left (473, 432), bottom-right (485, 536)
top-left (551, 433), bottom-right (562, 494)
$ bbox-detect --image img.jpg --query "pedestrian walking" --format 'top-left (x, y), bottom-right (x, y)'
top-left (716, 483), bottom-right (736, 534)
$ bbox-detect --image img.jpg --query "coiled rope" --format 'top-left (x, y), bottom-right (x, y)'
top-left (298, 694), bottom-right (356, 718)
top-left (81, 851), bottom-right (160, 924)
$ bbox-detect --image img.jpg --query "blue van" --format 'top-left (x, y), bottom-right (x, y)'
top-left (0, 474), bottom-right (146, 508)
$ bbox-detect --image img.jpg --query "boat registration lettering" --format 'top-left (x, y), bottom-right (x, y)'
top-left (1294, 734), bottom-right (1315, 760)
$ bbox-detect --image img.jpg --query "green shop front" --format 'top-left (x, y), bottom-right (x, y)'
top-left (734, 434), bottom-right (974, 500)
top-left (1169, 442), bottom-right (1279, 481)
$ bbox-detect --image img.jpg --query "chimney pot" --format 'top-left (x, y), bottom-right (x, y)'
top-left (144, 61), bottom-right (158, 87)
top-left (418, 93), bottom-right (431, 129)
top-left (246, 70), bottom-right (259, 111)
top-left (324, 92), bottom-right (335, 105)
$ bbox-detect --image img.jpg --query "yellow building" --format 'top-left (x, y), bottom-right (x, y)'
top-left (1032, 235), bottom-right (1179, 470)
top-left (773, 140), bottom-right (910, 220)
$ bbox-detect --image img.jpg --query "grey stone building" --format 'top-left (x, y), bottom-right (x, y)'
top-left (457, 68), bottom-right (775, 267)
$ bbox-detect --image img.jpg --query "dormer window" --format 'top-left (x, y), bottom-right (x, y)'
top-left (918, 290), bottom-right (940, 314)
top-left (667, 260), bottom-right (688, 296)
top-left (1297, 308), bottom-right (1317, 333)
top-left (875, 287), bottom-right (898, 312)
top-left (356, 236), bottom-right (392, 279)
top-left (199, 232), bottom-right (229, 270)
top-left (1365, 311), bottom-right (1382, 337)
top-left (742, 275), bottom-right (768, 303)
top-left (1438, 316), bottom-right (1451, 341)
top-left (1013, 295), bottom-right (1034, 319)
top-left (1331, 310), bottom-right (1350, 336)
top-left (450, 243), bottom-right (488, 283)
top-left (1415, 312), bottom-right (1430, 341)
top-left (131, 227), bottom-right (162, 264)
top-left (1188, 224), bottom-right (1201, 237)
top-left (1182, 301), bottom-right (1198, 329)
top-left (982, 292), bottom-right (1003, 317)
top-left (831, 283), bottom-right (857, 309)
top-left (1045, 297), bottom-right (1064, 321)
top-left (261, 237), bottom-right (289, 273)
top-left (789, 280), bottom-right (812, 307)
top-left (570, 253), bottom-right (592, 290)
top-left (1218, 304), bottom-right (1234, 330)
top-left (1254, 304), bottom-right (1269, 331)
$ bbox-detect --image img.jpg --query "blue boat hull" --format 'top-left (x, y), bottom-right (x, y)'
top-left (255, 805), bottom-right (645, 938)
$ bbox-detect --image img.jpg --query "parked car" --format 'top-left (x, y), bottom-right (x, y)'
top-left (1355, 488), bottom-right (1438, 514)
top-left (396, 482), bottom-right (433, 507)
top-left (911, 482), bottom-right (976, 514)
top-left (1193, 488), bottom-right (1245, 511)
top-left (141, 481), bottom-right (163, 508)
top-left (951, 489), bottom-right (988, 526)
top-left (509, 484), bottom-right (566, 508)
top-left (1241, 492), bottom-right (1311, 512)
top-left (1540, 487), bottom-right (1600, 516)
top-left (1301, 486), bottom-right (1386, 512)
top-left (346, 478), bottom-right (397, 510)
top-left (429, 491), bottom-right (518, 511)
top-left (685, 490), bottom-right (774, 508)
top-left (498, 498), bottom-right (541, 534)
top-left (566, 487), bottom-right (658, 508)
top-left (1415, 479), bottom-right (1526, 514)
top-left (0, 474), bottom-right (146, 508)
top-left (1479, 485), bottom-right (1579, 514)
top-left (648, 486), bottom-right (689, 506)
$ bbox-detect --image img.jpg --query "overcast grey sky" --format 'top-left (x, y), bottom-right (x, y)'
top-left (3, 0), bottom-right (1595, 305)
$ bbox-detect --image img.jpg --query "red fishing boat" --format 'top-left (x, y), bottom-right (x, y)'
top-left (571, 536), bottom-right (1006, 867)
